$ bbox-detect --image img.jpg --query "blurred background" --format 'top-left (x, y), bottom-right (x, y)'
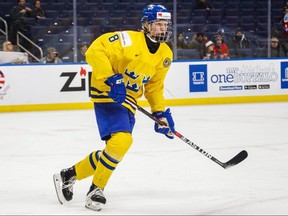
top-left (1, 0), bottom-right (288, 63)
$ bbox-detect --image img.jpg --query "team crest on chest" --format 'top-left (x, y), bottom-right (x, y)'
top-left (124, 69), bottom-right (151, 92)
top-left (163, 58), bottom-right (171, 68)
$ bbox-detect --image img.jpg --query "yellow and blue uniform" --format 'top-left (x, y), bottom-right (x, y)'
top-left (74, 30), bottom-right (172, 189)
top-left (86, 30), bottom-right (172, 113)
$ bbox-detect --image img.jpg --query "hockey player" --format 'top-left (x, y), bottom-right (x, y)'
top-left (53, 4), bottom-right (175, 211)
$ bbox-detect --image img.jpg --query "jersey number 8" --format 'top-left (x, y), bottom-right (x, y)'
top-left (108, 34), bottom-right (119, 42)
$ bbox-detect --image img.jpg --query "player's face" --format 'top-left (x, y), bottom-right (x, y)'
top-left (150, 20), bottom-right (169, 37)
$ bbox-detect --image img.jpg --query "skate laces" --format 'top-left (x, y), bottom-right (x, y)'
top-left (61, 169), bottom-right (76, 192)
top-left (62, 176), bottom-right (76, 190)
top-left (89, 186), bottom-right (104, 199)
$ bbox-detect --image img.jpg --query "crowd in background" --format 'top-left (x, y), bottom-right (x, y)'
top-left (1, 0), bottom-right (89, 64)
top-left (173, 0), bottom-right (288, 60)
top-left (1, 0), bottom-right (288, 64)
top-left (175, 27), bottom-right (287, 60)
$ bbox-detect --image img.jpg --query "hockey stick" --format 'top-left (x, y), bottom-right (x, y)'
top-left (125, 98), bottom-right (248, 169)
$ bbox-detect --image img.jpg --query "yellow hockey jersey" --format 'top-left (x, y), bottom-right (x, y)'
top-left (85, 30), bottom-right (173, 114)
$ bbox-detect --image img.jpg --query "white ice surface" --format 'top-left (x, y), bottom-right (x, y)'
top-left (1, 102), bottom-right (288, 215)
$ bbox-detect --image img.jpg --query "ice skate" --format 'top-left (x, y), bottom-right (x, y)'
top-left (53, 166), bottom-right (76, 204)
top-left (85, 184), bottom-right (106, 211)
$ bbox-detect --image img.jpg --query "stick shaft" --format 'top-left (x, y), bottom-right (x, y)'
top-left (126, 99), bottom-right (248, 169)
top-left (127, 99), bottom-right (226, 168)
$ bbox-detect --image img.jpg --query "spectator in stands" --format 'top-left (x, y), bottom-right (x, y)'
top-left (203, 40), bottom-right (215, 60)
top-left (216, 28), bottom-right (232, 48)
top-left (230, 28), bottom-right (251, 58)
top-left (193, 0), bottom-right (213, 10)
top-left (213, 34), bottom-right (230, 59)
top-left (279, 6), bottom-right (288, 24)
top-left (9, 0), bottom-right (32, 47)
top-left (231, 28), bottom-right (250, 49)
top-left (260, 37), bottom-right (286, 58)
top-left (1, 40), bottom-right (29, 63)
top-left (78, 42), bottom-right (89, 62)
top-left (188, 32), bottom-right (206, 59)
top-left (40, 47), bottom-right (63, 63)
top-left (2, 41), bottom-right (15, 52)
top-left (279, 7), bottom-right (288, 54)
top-left (31, 0), bottom-right (47, 20)
top-left (177, 33), bottom-right (188, 49)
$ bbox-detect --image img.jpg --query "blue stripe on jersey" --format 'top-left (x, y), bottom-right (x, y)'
top-left (90, 86), bottom-right (104, 93)
top-left (90, 95), bottom-right (110, 99)
top-left (90, 86), bottom-right (109, 99)
top-left (126, 94), bottom-right (136, 103)
top-left (122, 101), bottom-right (136, 112)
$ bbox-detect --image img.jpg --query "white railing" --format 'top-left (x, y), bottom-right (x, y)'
top-left (17, 31), bottom-right (43, 62)
top-left (0, 17), bottom-right (8, 41)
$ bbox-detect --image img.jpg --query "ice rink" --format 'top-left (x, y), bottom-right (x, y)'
top-left (1, 102), bottom-right (288, 215)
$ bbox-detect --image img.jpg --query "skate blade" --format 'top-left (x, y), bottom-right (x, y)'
top-left (53, 173), bottom-right (66, 205)
top-left (85, 201), bottom-right (103, 211)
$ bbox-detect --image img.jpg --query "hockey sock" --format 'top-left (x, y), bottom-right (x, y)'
top-left (74, 150), bottom-right (101, 180)
top-left (92, 150), bottom-right (119, 189)
top-left (92, 132), bottom-right (133, 188)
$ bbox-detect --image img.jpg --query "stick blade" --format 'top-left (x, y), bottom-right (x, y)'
top-left (223, 150), bottom-right (248, 169)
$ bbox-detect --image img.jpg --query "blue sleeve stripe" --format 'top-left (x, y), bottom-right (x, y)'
top-left (90, 86), bottom-right (103, 93)
top-left (90, 94), bottom-right (110, 99)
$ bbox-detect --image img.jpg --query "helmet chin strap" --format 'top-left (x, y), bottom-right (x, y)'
top-left (142, 24), bottom-right (158, 43)
top-left (146, 34), bottom-right (158, 43)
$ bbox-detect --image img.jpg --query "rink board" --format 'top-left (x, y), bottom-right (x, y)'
top-left (0, 59), bottom-right (288, 112)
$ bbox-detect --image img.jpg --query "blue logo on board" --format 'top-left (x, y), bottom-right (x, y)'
top-left (189, 65), bottom-right (207, 92)
top-left (281, 62), bottom-right (288, 89)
